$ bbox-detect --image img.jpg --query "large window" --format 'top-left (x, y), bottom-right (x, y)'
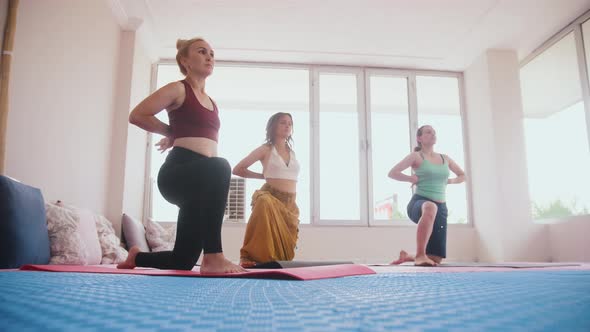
top-left (521, 32), bottom-right (590, 220)
top-left (416, 76), bottom-right (468, 224)
top-left (148, 64), bottom-right (469, 225)
top-left (368, 74), bottom-right (411, 222)
top-left (318, 72), bottom-right (361, 221)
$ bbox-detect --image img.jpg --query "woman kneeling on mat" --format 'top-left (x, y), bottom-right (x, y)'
top-left (232, 113), bottom-right (300, 267)
top-left (388, 125), bottom-right (465, 266)
top-left (117, 37), bottom-right (244, 274)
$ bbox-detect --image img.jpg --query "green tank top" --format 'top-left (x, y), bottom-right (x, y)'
top-left (414, 153), bottom-right (450, 202)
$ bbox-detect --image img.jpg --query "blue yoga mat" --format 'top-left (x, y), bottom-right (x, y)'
top-left (1, 269), bottom-right (589, 331)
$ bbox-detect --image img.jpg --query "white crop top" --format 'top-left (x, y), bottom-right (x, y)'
top-left (263, 145), bottom-right (300, 181)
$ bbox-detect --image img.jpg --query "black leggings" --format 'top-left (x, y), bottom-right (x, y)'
top-left (135, 147), bottom-right (231, 270)
top-left (407, 194), bottom-right (448, 258)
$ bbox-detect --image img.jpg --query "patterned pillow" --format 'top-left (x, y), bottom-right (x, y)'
top-left (145, 219), bottom-right (177, 252)
top-left (56, 201), bottom-right (128, 264)
top-left (94, 214), bottom-right (128, 264)
top-left (45, 203), bottom-right (88, 265)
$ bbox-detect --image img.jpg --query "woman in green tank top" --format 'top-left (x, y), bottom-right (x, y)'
top-left (387, 125), bottom-right (465, 266)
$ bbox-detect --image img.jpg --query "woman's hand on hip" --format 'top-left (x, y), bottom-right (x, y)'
top-left (155, 137), bottom-right (174, 153)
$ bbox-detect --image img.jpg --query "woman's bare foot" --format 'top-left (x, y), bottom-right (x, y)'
top-left (428, 255), bottom-right (443, 264)
top-left (239, 258), bottom-right (257, 268)
top-left (390, 250), bottom-right (415, 265)
top-left (414, 254), bottom-right (437, 267)
top-left (116, 246), bottom-right (140, 269)
top-left (200, 253), bottom-right (246, 274)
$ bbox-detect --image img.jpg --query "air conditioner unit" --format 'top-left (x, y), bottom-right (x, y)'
top-left (224, 177), bottom-right (246, 222)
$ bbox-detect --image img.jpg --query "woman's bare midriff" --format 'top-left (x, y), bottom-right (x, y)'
top-left (173, 137), bottom-right (218, 157)
top-left (265, 178), bottom-right (297, 193)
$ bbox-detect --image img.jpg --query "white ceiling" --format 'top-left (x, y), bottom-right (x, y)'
top-left (115, 0), bottom-right (590, 71)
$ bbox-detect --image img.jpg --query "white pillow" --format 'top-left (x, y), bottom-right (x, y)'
top-left (54, 201), bottom-right (102, 265)
top-left (121, 214), bottom-right (150, 252)
top-left (45, 203), bottom-right (88, 265)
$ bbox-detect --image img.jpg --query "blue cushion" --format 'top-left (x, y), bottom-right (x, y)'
top-left (0, 175), bottom-right (50, 268)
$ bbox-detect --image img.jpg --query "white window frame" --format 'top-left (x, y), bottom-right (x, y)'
top-left (364, 68), bottom-right (413, 226)
top-left (144, 62), bottom-right (160, 223)
top-left (311, 66), bottom-right (367, 226)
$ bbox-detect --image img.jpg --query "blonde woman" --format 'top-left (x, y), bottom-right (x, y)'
top-left (233, 113), bottom-right (300, 267)
top-left (117, 37), bottom-right (244, 274)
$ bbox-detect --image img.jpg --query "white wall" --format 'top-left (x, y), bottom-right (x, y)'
top-left (548, 217), bottom-right (590, 261)
top-left (220, 224), bottom-right (476, 263)
top-left (463, 52), bottom-right (503, 261)
top-left (106, 30), bottom-right (137, 235)
top-left (464, 49), bottom-right (550, 262)
top-left (6, 0), bottom-right (121, 220)
top-left (122, 32), bottom-right (151, 223)
top-left (465, 49), bottom-right (590, 263)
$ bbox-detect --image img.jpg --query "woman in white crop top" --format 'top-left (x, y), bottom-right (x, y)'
top-left (232, 113), bottom-right (301, 267)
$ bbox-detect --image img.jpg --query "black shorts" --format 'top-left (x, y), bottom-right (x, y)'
top-left (407, 194), bottom-right (448, 258)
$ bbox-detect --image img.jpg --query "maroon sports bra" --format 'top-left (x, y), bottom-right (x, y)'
top-left (168, 80), bottom-right (220, 142)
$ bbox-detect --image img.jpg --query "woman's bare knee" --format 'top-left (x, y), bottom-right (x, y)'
top-left (421, 202), bottom-right (438, 219)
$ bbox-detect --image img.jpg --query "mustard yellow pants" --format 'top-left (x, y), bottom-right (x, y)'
top-left (240, 183), bottom-right (300, 264)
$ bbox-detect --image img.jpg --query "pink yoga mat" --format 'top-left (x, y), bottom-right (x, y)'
top-left (19, 264), bottom-right (375, 281)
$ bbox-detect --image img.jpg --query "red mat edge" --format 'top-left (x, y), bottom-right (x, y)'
top-left (19, 264), bottom-right (376, 281)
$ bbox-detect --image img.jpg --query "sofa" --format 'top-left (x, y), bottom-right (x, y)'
top-left (0, 175), bottom-right (179, 269)
top-left (0, 175), bottom-right (131, 268)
